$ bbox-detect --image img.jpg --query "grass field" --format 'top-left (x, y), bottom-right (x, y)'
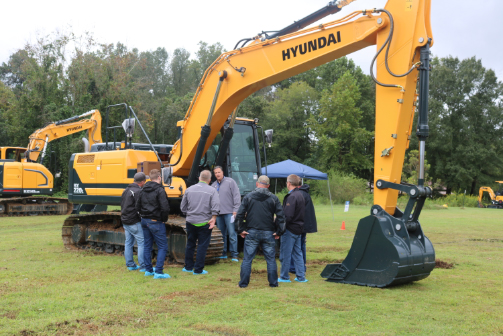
top-left (1, 205), bottom-right (502, 335)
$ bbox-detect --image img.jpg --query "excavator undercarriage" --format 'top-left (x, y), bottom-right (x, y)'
top-left (0, 197), bottom-right (73, 217)
top-left (62, 213), bottom-right (224, 265)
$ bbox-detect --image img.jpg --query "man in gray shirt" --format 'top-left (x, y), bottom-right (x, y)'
top-left (211, 166), bottom-right (241, 261)
top-left (181, 170), bottom-right (220, 275)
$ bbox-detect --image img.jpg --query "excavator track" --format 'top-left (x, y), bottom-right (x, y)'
top-left (62, 212), bottom-right (224, 265)
top-left (0, 197), bottom-right (73, 217)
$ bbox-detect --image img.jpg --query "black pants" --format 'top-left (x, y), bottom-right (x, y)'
top-left (184, 223), bottom-right (213, 273)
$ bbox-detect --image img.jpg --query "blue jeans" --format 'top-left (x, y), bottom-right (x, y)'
top-left (239, 229), bottom-right (278, 288)
top-left (184, 223), bottom-right (213, 273)
top-left (141, 218), bottom-right (168, 274)
top-left (216, 214), bottom-right (238, 258)
top-left (280, 230), bottom-right (305, 281)
top-left (123, 222), bottom-right (145, 268)
top-left (289, 233), bottom-right (306, 273)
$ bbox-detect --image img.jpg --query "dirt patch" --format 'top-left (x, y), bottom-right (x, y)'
top-left (190, 323), bottom-right (253, 336)
top-left (251, 268), bottom-right (267, 274)
top-left (307, 258), bottom-right (344, 266)
top-left (435, 259), bottom-right (454, 269)
top-left (218, 278), bottom-right (232, 282)
top-left (1, 310), bottom-right (18, 319)
top-left (17, 330), bottom-right (36, 336)
top-left (309, 246), bottom-right (347, 253)
top-left (468, 238), bottom-right (503, 243)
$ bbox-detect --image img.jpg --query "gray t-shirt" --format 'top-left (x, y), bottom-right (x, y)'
top-left (181, 182), bottom-right (220, 224)
top-left (211, 177), bottom-right (241, 214)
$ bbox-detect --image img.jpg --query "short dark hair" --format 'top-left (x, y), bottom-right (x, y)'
top-left (213, 166), bottom-right (223, 172)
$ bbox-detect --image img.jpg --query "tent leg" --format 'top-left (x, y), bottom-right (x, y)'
top-left (328, 179), bottom-right (334, 221)
top-left (275, 178), bottom-right (277, 194)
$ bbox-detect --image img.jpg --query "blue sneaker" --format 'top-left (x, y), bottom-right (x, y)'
top-left (127, 265), bottom-right (140, 271)
top-left (294, 278), bottom-right (308, 283)
top-left (144, 271), bottom-right (155, 276)
top-left (139, 268), bottom-right (147, 272)
top-left (231, 258), bottom-right (239, 262)
top-left (182, 268), bottom-right (193, 272)
top-left (278, 278), bottom-right (291, 283)
top-left (218, 256), bottom-right (228, 259)
top-left (193, 270), bottom-right (208, 275)
top-left (153, 273), bottom-right (171, 279)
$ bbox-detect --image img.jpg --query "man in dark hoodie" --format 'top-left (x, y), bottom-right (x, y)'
top-left (279, 174), bottom-right (307, 283)
top-left (136, 169), bottom-right (171, 279)
top-left (120, 172), bottom-right (146, 271)
top-left (289, 184), bottom-right (318, 275)
top-left (236, 175), bottom-right (285, 288)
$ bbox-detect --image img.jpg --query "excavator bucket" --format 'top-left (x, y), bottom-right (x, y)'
top-left (321, 210), bottom-right (435, 287)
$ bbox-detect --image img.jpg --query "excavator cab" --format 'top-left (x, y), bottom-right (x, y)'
top-left (0, 147), bottom-right (26, 162)
top-left (202, 118), bottom-right (264, 196)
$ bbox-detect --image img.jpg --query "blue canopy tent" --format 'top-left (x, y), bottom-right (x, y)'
top-left (261, 159), bottom-right (334, 219)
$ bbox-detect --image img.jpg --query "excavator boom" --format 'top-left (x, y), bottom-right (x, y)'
top-left (25, 110), bottom-right (102, 163)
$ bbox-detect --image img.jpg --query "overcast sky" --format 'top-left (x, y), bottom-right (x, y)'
top-left (2, 0), bottom-right (502, 80)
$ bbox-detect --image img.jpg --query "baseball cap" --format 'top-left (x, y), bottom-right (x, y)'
top-left (134, 172), bottom-right (147, 182)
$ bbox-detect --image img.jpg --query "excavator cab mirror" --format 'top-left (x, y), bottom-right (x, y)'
top-left (264, 129), bottom-right (273, 147)
top-left (122, 118), bottom-right (135, 138)
top-left (162, 166), bottom-right (173, 185)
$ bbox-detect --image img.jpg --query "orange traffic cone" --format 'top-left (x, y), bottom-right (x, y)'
top-left (340, 221), bottom-right (346, 230)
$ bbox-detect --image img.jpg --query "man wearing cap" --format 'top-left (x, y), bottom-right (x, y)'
top-left (236, 175), bottom-right (285, 288)
top-left (211, 166), bottom-right (241, 262)
top-left (181, 170), bottom-right (220, 275)
top-left (120, 172), bottom-right (146, 271)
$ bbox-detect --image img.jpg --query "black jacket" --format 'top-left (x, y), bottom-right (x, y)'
top-left (236, 187), bottom-right (286, 236)
top-left (282, 187), bottom-right (305, 235)
top-left (120, 183), bottom-right (142, 225)
top-left (299, 184), bottom-right (317, 233)
top-left (135, 181), bottom-right (170, 222)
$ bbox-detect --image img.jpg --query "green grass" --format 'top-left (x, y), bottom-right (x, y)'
top-left (1, 206), bottom-right (502, 335)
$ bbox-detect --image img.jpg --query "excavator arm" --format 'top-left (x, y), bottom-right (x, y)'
top-left (168, 0), bottom-right (435, 287)
top-left (170, 0), bottom-right (432, 215)
top-left (25, 110), bottom-right (102, 163)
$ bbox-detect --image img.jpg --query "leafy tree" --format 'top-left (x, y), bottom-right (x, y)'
top-left (310, 71), bottom-right (373, 176)
top-left (426, 56), bottom-right (503, 194)
top-left (261, 81), bottom-right (318, 164)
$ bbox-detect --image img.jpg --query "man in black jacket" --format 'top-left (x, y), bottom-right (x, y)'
top-left (289, 184), bottom-right (318, 274)
top-left (136, 169), bottom-right (171, 279)
top-left (279, 174), bottom-right (307, 283)
top-left (121, 172), bottom-right (146, 271)
top-left (236, 175), bottom-right (285, 288)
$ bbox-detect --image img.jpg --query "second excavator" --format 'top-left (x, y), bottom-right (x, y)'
top-left (0, 110), bottom-right (102, 216)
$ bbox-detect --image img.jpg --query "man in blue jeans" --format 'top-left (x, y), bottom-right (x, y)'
top-left (181, 170), bottom-right (220, 275)
top-left (211, 166), bottom-right (241, 261)
top-left (279, 174), bottom-right (307, 283)
top-left (236, 175), bottom-right (285, 288)
top-left (136, 169), bottom-right (171, 279)
top-left (289, 183), bottom-right (318, 275)
top-left (120, 172), bottom-right (146, 271)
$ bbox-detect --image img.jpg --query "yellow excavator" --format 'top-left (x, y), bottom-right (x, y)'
top-left (63, 0), bottom-right (435, 287)
top-left (478, 182), bottom-right (503, 209)
top-left (0, 110), bottom-right (102, 216)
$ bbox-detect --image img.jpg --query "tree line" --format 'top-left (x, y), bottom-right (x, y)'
top-left (1, 31), bottom-right (502, 197)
